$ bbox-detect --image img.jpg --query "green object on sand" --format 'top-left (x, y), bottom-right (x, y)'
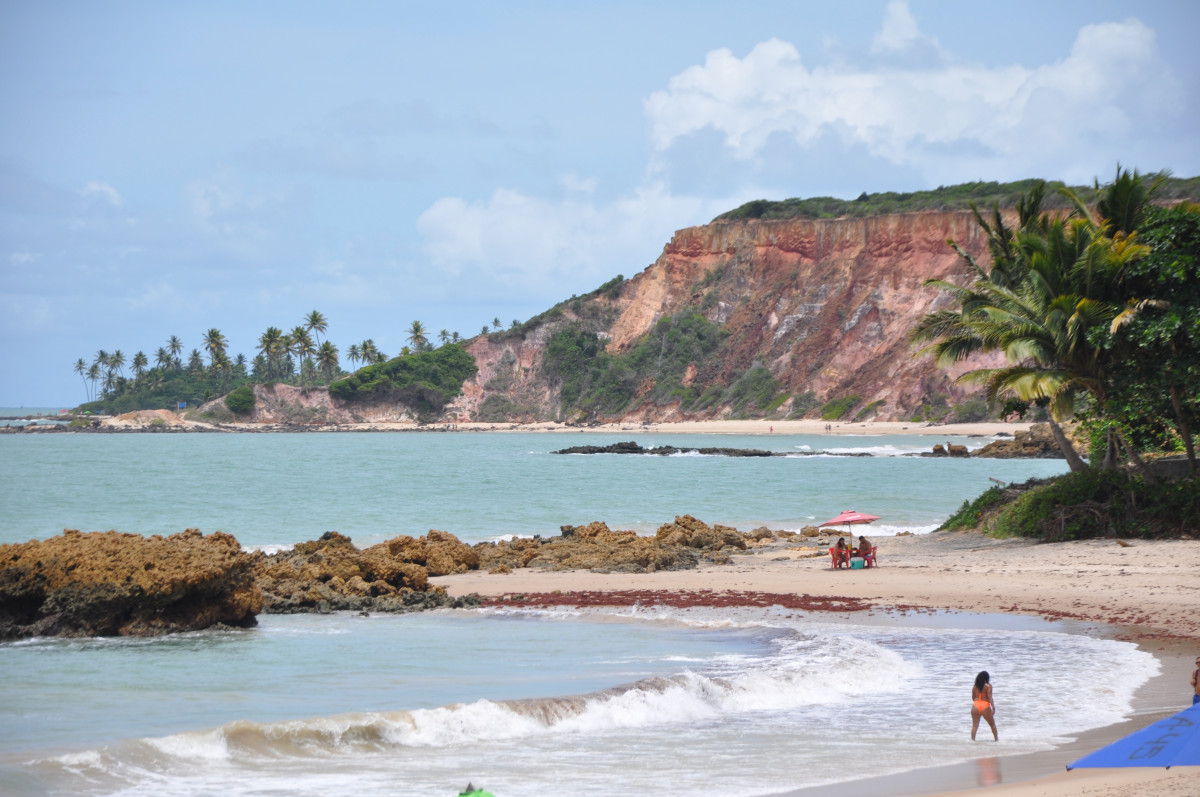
top-left (459, 789), bottom-right (495, 797)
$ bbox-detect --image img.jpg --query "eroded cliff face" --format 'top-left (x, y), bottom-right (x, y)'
top-left (450, 211), bottom-right (1004, 422)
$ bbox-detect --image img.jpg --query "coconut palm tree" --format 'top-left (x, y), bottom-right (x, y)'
top-left (408, 320), bottom-right (429, 351)
top-left (492, 317), bottom-right (502, 331)
top-left (316, 341), bottom-right (339, 383)
top-left (911, 182), bottom-right (1152, 472)
top-left (438, 329), bottom-right (450, 346)
top-left (109, 350), bottom-right (125, 378)
top-left (202, 328), bottom-right (228, 366)
top-left (187, 349), bottom-right (204, 373)
top-left (304, 310), bottom-right (328, 345)
top-left (258, 327), bottom-right (286, 379)
top-left (131, 351), bottom-right (148, 380)
top-left (155, 347), bottom-right (172, 371)
top-left (73, 358), bottom-right (90, 402)
top-left (102, 367), bottom-right (118, 398)
top-left (346, 343), bottom-right (361, 368)
top-left (167, 336), bottom-right (184, 369)
top-left (289, 326), bottom-right (316, 385)
top-left (87, 362), bottom-right (101, 401)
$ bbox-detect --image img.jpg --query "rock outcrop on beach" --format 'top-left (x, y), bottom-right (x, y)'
top-left (971, 423), bottom-right (1075, 459)
top-left (0, 520), bottom-right (799, 636)
top-left (0, 529), bottom-right (262, 640)
top-left (256, 530), bottom-right (481, 613)
top-left (477, 515), bottom-right (778, 574)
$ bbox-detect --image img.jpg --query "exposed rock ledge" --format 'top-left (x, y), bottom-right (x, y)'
top-left (1, 516), bottom-right (803, 638)
top-left (0, 529), bottom-right (262, 640)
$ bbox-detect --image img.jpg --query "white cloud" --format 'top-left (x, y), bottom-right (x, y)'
top-left (416, 183), bottom-right (742, 291)
top-left (10, 251), bottom-right (40, 266)
top-left (644, 17), bottom-right (1180, 182)
top-left (871, 1), bottom-right (922, 53)
top-left (80, 180), bottom-right (124, 206)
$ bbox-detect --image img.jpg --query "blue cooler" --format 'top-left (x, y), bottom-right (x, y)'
top-left (849, 557), bottom-right (864, 569)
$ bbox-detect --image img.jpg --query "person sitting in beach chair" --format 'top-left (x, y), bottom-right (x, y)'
top-left (858, 535), bottom-right (876, 568)
top-left (830, 537), bottom-right (850, 569)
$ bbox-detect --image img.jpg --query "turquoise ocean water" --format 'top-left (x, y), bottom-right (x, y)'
top-left (0, 431), bottom-right (1159, 796)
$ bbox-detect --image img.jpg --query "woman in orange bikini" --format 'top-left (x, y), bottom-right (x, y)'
top-left (971, 671), bottom-right (997, 741)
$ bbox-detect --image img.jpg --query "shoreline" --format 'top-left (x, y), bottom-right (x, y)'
top-left (13, 415), bottom-right (1037, 437)
top-left (432, 531), bottom-right (1200, 796)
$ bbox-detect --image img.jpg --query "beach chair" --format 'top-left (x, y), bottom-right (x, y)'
top-left (829, 547), bottom-right (849, 569)
top-left (862, 548), bottom-right (877, 568)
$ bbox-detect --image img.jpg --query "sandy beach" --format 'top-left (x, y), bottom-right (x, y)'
top-left (92, 411), bottom-right (1039, 438)
top-left (349, 419), bottom-right (1034, 437)
top-left (433, 530), bottom-right (1200, 796)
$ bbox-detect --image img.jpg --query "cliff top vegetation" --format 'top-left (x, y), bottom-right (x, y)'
top-left (715, 175), bottom-right (1200, 222)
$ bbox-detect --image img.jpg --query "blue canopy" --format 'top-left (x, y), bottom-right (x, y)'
top-left (1067, 704), bottom-right (1200, 769)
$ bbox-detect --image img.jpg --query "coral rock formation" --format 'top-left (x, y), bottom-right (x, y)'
top-left (0, 529), bottom-right (262, 640)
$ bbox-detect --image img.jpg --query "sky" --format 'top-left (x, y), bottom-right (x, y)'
top-left (2, 1), bottom-right (1198, 407)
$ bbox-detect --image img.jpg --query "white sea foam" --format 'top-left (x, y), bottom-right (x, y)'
top-left (21, 606), bottom-right (1159, 797)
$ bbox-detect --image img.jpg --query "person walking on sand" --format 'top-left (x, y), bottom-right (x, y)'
top-left (1191, 656), bottom-right (1200, 705)
top-left (971, 671), bottom-right (998, 741)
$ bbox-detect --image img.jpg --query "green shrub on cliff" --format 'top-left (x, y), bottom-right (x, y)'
top-left (225, 384), bottom-right (255, 414)
top-left (328, 345), bottom-right (477, 415)
top-left (714, 176), bottom-right (1200, 223)
top-left (542, 313), bottom-right (730, 417)
top-left (820, 395), bottom-right (862, 420)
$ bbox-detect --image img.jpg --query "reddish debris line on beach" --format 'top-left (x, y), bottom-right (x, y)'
top-left (481, 590), bottom-right (879, 612)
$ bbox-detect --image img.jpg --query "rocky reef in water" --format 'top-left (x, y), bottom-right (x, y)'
top-left (256, 530), bottom-right (481, 613)
top-left (0, 529), bottom-right (262, 641)
top-left (476, 515), bottom-right (793, 574)
top-left (552, 441), bottom-right (870, 457)
top-left (0, 517), bottom-right (809, 638)
top-left (970, 424), bottom-right (1076, 458)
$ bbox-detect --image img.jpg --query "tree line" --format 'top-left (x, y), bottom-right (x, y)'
top-left (72, 311), bottom-right (490, 413)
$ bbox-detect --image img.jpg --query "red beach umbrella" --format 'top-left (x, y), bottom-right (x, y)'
top-left (819, 510), bottom-right (881, 533)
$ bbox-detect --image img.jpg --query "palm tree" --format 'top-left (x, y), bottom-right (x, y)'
top-left (131, 351), bottom-right (148, 380)
top-left (492, 317), bottom-right (502, 331)
top-left (289, 326), bottom-right (316, 385)
top-left (155, 347), bottom-right (172, 371)
top-left (316, 341), bottom-right (339, 383)
top-left (167, 336), bottom-right (184, 369)
top-left (911, 182), bottom-right (1150, 472)
top-left (360, 339), bottom-right (378, 364)
top-left (304, 310), bottom-right (328, 345)
top-left (408, 320), bottom-right (429, 351)
top-left (452, 331), bottom-right (461, 343)
top-left (234, 353), bottom-right (247, 377)
top-left (108, 350), bottom-right (125, 378)
top-left (202, 328), bottom-right (228, 365)
top-left (74, 358), bottom-right (90, 402)
top-left (93, 349), bottom-right (108, 373)
top-left (102, 367), bottom-right (118, 398)
top-left (346, 343), bottom-right (361, 368)
top-left (481, 325), bottom-right (489, 336)
top-left (187, 349), bottom-right (204, 373)
top-left (258, 327), bottom-right (286, 379)
top-left (87, 362), bottom-right (101, 401)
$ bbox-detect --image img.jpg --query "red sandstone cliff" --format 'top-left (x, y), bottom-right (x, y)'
top-left (452, 211), bottom-right (1003, 422)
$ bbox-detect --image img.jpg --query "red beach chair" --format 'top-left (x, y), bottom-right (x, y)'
top-left (829, 546), bottom-right (849, 569)
top-left (862, 548), bottom-right (877, 568)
